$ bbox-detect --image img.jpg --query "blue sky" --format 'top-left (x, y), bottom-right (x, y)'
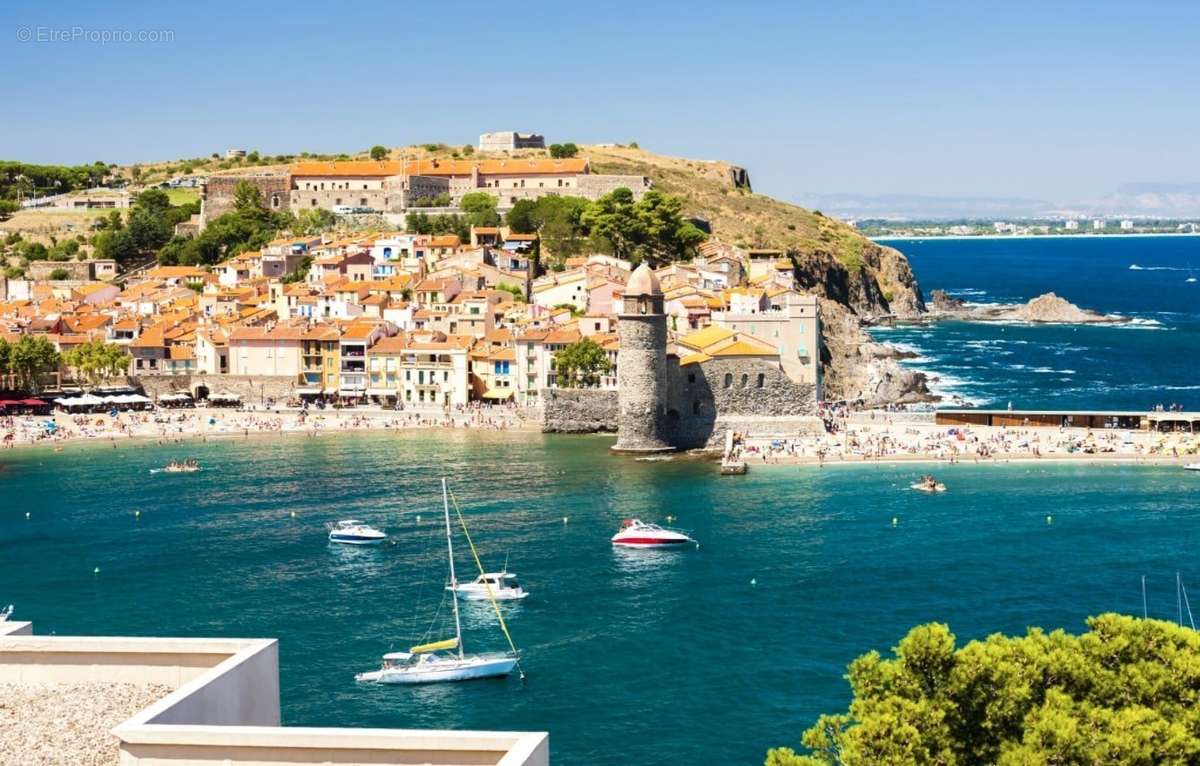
top-left (3, 0), bottom-right (1198, 205)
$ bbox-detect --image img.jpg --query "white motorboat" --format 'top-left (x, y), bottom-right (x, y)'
top-left (1185, 463), bottom-right (1200, 472)
top-left (328, 520), bottom-right (387, 545)
top-left (449, 572), bottom-right (528, 601)
top-left (356, 479), bottom-right (521, 685)
top-left (910, 482), bottom-right (947, 493)
top-left (611, 519), bottom-right (696, 549)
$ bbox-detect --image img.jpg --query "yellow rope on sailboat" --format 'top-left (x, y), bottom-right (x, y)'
top-left (448, 489), bottom-right (526, 680)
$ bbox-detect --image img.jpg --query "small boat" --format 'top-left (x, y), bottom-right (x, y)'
top-left (162, 459), bottom-right (201, 473)
top-left (611, 519), bottom-right (696, 549)
top-left (449, 572), bottom-right (529, 601)
top-left (911, 475), bottom-right (947, 493)
top-left (356, 478), bottom-right (521, 685)
top-left (328, 520), bottom-right (387, 545)
top-left (1184, 463), bottom-right (1200, 472)
top-left (0, 604), bottom-right (12, 622)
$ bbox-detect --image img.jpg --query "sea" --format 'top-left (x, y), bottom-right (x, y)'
top-left (871, 235), bottom-right (1200, 410)
top-left (3, 431), bottom-right (1200, 765)
top-left (3, 235), bottom-right (1200, 765)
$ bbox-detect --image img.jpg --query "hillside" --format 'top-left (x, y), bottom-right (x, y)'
top-left (113, 142), bottom-right (932, 403)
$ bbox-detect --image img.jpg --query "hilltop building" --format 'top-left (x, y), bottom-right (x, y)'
top-left (200, 158), bottom-right (651, 227)
top-left (479, 131), bottom-right (546, 152)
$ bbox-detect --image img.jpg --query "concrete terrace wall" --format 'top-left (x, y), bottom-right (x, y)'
top-left (1, 627), bottom-right (549, 766)
top-left (540, 388), bottom-right (617, 433)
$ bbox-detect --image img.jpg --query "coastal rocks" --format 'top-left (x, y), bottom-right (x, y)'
top-left (819, 299), bottom-right (935, 406)
top-left (929, 289), bottom-right (965, 311)
top-left (930, 291), bottom-right (1129, 324)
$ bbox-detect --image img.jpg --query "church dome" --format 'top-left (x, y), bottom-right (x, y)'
top-left (624, 263), bottom-right (662, 297)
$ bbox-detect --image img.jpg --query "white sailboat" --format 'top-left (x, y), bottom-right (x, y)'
top-left (356, 478), bottom-right (521, 685)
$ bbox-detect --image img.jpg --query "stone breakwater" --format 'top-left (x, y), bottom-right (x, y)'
top-left (0, 681), bottom-right (171, 765)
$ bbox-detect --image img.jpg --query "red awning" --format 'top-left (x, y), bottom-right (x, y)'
top-left (22, 399), bottom-right (47, 406)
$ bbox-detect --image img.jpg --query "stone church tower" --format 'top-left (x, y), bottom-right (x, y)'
top-left (612, 263), bottom-right (674, 454)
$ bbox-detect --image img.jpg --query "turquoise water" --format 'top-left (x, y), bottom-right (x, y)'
top-left (3, 432), bottom-right (1200, 764)
top-left (872, 235), bottom-right (1200, 409)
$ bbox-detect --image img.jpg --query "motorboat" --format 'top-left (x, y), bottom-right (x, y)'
top-left (356, 478), bottom-right (522, 685)
top-left (611, 519), bottom-right (696, 549)
top-left (449, 572), bottom-right (528, 601)
top-left (162, 459), bottom-right (200, 473)
top-left (355, 639), bottom-right (517, 684)
top-left (1185, 463), bottom-right (1200, 472)
top-left (328, 520), bottom-right (387, 545)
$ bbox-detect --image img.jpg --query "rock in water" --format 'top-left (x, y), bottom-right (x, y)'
top-left (1013, 292), bottom-right (1117, 323)
top-left (929, 289), bottom-right (965, 310)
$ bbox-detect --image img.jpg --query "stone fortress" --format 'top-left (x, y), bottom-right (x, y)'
top-left (609, 264), bottom-right (819, 453)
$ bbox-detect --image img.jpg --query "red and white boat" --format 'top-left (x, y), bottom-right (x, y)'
top-left (611, 519), bottom-right (696, 549)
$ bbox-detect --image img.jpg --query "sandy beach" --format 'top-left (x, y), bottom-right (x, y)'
top-left (0, 404), bottom-right (535, 453)
top-left (731, 413), bottom-right (1200, 467)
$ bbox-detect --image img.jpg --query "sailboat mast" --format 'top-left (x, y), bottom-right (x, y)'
top-left (443, 478), bottom-right (465, 659)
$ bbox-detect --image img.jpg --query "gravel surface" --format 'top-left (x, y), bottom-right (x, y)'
top-left (0, 682), bottom-right (171, 766)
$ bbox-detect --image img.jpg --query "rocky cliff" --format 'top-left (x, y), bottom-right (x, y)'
top-left (928, 291), bottom-right (1128, 324)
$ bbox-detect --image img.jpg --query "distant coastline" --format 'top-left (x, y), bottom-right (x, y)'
top-left (872, 231), bottom-right (1200, 242)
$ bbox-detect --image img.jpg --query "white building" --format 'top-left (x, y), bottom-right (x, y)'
top-left (1092, 219), bottom-right (1106, 230)
top-left (1065, 220), bottom-right (1080, 230)
top-left (1120, 219), bottom-right (1135, 230)
top-left (711, 294), bottom-right (822, 391)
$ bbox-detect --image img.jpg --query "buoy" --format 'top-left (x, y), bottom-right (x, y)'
top-left (25, 512), bottom-right (31, 519)
top-left (93, 567), bottom-right (100, 575)
top-left (134, 510), bottom-right (141, 519)
top-left (892, 517), bottom-right (899, 527)
top-left (415, 514), bottom-right (421, 523)
top-left (290, 511), bottom-right (296, 518)
top-left (750, 577), bottom-right (757, 586)
top-left (562, 516), bottom-right (568, 524)
top-left (1046, 515), bottom-right (1053, 524)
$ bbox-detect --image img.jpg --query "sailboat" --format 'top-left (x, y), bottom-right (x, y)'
top-left (356, 478), bottom-right (521, 684)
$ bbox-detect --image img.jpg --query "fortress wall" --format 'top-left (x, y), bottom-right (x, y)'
top-left (540, 388), bottom-right (618, 433)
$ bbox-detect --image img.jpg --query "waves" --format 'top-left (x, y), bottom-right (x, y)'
top-left (1129, 264), bottom-right (1187, 271)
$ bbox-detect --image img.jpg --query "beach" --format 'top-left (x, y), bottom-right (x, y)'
top-left (0, 404), bottom-right (535, 452)
top-left (732, 412), bottom-right (1200, 467)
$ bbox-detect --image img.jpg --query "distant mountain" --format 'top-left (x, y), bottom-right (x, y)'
top-left (1062, 183), bottom-right (1200, 219)
top-left (793, 192), bottom-right (1051, 220)
top-left (796, 185), bottom-right (1200, 221)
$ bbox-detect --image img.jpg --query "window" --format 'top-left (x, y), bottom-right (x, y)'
top-left (723, 373), bottom-right (732, 388)
top-left (360, 198), bottom-right (367, 206)
top-left (757, 373), bottom-right (765, 388)
top-left (741, 373), bottom-right (748, 388)
top-left (687, 372), bottom-right (696, 384)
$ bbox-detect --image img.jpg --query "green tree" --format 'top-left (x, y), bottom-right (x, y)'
top-left (8, 334), bottom-right (61, 393)
top-left (459, 192), bottom-right (501, 227)
top-left (549, 143), bottom-right (579, 159)
top-left (293, 208), bottom-right (337, 235)
top-left (369, 145), bottom-right (388, 161)
top-left (581, 187), bottom-right (640, 260)
top-left (769, 614), bottom-right (1200, 766)
top-left (92, 229), bottom-right (139, 264)
top-left (62, 340), bottom-right (130, 388)
top-left (461, 144), bottom-right (474, 156)
top-left (47, 268), bottom-right (70, 280)
top-left (553, 337), bottom-right (612, 388)
top-left (0, 200), bottom-right (18, 221)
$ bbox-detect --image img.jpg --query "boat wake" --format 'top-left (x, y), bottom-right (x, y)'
top-left (1129, 264), bottom-right (1186, 271)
